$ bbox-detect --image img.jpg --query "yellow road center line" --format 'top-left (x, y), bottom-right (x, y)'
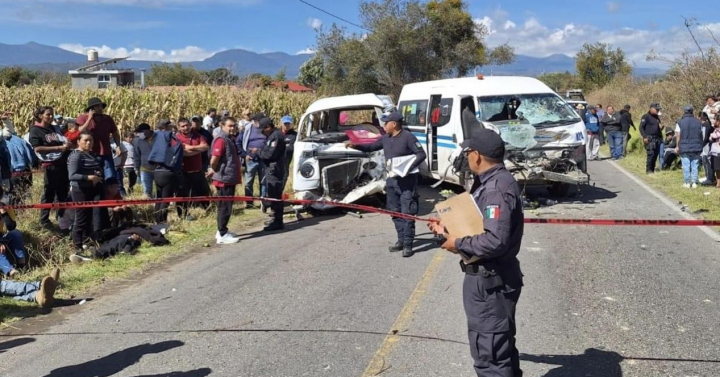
top-left (361, 251), bottom-right (447, 376)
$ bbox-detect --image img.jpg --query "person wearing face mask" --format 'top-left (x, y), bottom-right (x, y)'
top-left (132, 123), bottom-right (156, 197)
top-left (640, 103), bottom-right (664, 174)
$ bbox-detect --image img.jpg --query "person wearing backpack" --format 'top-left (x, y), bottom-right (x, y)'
top-left (147, 120), bottom-right (183, 224)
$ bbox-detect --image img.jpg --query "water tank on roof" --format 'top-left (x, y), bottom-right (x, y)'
top-left (87, 49), bottom-right (98, 62)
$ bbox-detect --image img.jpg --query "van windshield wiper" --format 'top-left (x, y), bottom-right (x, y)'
top-left (533, 119), bottom-right (578, 128)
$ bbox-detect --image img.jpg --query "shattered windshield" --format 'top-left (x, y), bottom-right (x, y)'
top-left (478, 93), bottom-right (581, 128)
top-left (300, 108), bottom-right (382, 142)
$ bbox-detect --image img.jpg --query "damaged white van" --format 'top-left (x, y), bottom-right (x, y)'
top-left (292, 94), bottom-right (395, 209)
top-left (398, 75), bottom-right (590, 196)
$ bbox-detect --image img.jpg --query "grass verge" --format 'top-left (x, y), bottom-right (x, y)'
top-left (0, 176), bottom-right (267, 325)
top-left (618, 152), bottom-right (720, 219)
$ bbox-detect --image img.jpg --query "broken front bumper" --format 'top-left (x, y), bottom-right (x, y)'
top-left (510, 168), bottom-right (590, 186)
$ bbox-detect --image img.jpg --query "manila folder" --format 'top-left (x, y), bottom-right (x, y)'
top-left (434, 192), bottom-right (483, 264)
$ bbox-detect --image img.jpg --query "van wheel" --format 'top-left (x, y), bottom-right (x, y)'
top-left (547, 182), bottom-right (570, 197)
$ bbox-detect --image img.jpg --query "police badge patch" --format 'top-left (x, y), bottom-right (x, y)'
top-left (414, 141), bottom-right (422, 149)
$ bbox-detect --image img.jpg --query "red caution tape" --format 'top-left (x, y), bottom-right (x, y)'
top-left (2, 195), bottom-right (718, 227)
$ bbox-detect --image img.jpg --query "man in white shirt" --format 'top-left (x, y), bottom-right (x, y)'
top-left (203, 108), bottom-right (217, 131)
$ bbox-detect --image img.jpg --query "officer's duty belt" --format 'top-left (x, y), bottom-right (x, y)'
top-left (459, 261), bottom-right (495, 277)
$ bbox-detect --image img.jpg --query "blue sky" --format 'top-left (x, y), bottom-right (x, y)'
top-left (1, 0), bottom-right (718, 67)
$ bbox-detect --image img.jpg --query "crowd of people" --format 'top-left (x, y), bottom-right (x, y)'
top-left (582, 96), bottom-right (720, 188)
top-left (0, 97), bottom-right (298, 304)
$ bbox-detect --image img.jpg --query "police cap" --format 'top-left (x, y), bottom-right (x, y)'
top-left (461, 128), bottom-right (505, 159)
top-left (258, 117), bottom-right (274, 129)
top-left (381, 111), bottom-right (403, 124)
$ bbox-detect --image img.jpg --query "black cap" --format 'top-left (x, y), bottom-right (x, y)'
top-left (624, 105), bottom-right (631, 111)
top-left (134, 123), bottom-right (151, 132)
top-left (252, 112), bottom-right (267, 121)
top-left (650, 103), bottom-right (662, 110)
top-left (381, 111), bottom-right (403, 124)
top-left (258, 117), bottom-right (274, 129)
top-left (460, 128), bottom-right (505, 159)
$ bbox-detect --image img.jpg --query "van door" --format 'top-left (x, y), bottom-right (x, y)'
top-left (427, 95), bottom-right (442, 172)
top-left (459, 95), bottom-right (479, 139)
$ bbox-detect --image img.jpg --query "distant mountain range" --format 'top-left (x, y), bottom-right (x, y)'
top-left (0, 42), bottom-right (664, 79)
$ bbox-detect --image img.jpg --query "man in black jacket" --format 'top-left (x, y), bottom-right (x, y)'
top-left (640, 103), bottom-right (663, 174)
top-left (259, 118), bottom-right (287, 232)
top-left (280, 115), bottom-right (297, 191)
top-left (601, 106), bottom-right (623, 160)
top-left (619, 105), bottom-right (635, 157)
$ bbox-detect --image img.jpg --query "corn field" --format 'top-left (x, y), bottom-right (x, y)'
top-left (0, 85), bottom-right (319, 134)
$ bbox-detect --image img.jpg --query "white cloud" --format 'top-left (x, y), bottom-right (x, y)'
top-left (0, 0), bottom-right (261, 5)
top-left (307, 17), bottom-right (322, 30)
top-left (607, 1), bottom-right (621, 13)
top-left (59, 44), bottom-right (222, 62)
top-left (477, 11), bottom-right (719, 68)
top-left (474, 16), bottom-right (495, 35)
top-left (296, 48), bottom-right (316, 55)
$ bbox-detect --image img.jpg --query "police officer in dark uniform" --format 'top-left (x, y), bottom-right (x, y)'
top-left (281, 115), bottom-right (297, 190)
top-left (259, 117), bottom-right (286, 231)
top-left (640, 103), bottom-right (663, 174)
top-left (346, 111), bottom-right (426, 257)
top-left (429, 128), bottom-right (524, 377)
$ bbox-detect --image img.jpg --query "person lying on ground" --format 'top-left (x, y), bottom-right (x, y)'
top-left (0, 268), bottom-right (59, 308)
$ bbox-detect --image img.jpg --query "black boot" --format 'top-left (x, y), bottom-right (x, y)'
top-left (263, 222), bottom-right (284, 232)
top-left (402, 247), bottom-right (414, 258)
top-left (388, 242), bottom-right (403, 253)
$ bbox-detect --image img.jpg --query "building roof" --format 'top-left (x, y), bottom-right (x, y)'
top-left (69, 57), bottom-right (133, 74)
top-left (273, 81), bottom-right (314, 92)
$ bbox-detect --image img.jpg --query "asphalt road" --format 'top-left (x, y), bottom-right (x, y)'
top-left (2, 160), bottom-right (720, 377)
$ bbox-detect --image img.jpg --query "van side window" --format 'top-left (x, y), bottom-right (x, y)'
top-left (398, 100), bottom-right (429, 127)
top-left (429, 98), bottom-right (453, 127)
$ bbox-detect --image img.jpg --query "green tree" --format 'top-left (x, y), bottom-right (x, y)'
top-left (203, 68), bottom-right (239, 85)
top-left (537, 71), bottom-right (579, 92)
top-left (316, 25), bottom-right (380, 95)
top-left (315, 0), bottom-right (513, 97)
top-left (0, 67), bottom-right (38, 87)
top-left (575, 43), bottom-right (631, 90)
top-left (146, 63), bottom-right (203, 86)
top-left (274, 67), bottom-right (287, 82)
top-left (297, 55), bottom-right (324, 89)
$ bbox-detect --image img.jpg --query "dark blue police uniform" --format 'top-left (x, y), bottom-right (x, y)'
top-left (352, 112), bottom-right (426, 257)
top-left (259, 119), bottom-right (287, 231)
top-left (456, 129), bottom-right (524, 376)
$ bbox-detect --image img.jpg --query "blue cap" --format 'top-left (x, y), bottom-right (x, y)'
top-left (281, 115), bottom-right (293, 124)
top-left (683, 105), bottom-right (694, 113)
top-left (381, 111), bottom-right (403, 123)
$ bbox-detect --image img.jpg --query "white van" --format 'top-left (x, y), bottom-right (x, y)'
top-left (397, 76), bottom-right (590, 196)
top-left (292, 93), bottom-right (394, 209)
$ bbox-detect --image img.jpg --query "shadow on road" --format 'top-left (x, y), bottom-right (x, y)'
top-left (0, 337), bottom-right (35, 353)
top-left (522, 348), bottom-right (623, 376)
top-left (135, 368), bottom-right (212, 377)
top-left (42, 340), bottom-right (187, 377)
